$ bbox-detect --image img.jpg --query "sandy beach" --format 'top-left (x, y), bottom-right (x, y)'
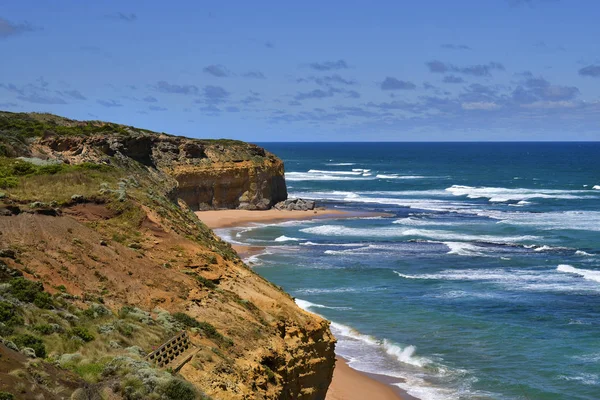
top-left (196, 208), bottom-right (410, 400)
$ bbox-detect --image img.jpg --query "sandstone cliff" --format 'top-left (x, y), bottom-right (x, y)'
top-left (0, 112), bottom-right (334, 400)
top-left (1, 111), bottom-right (288, 210)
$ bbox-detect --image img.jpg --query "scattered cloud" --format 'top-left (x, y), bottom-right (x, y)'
top-left (443, 75), bottom-right (465, 84)
top-left (426, 60), bottom-right (505, 77)
top-left (298, 74), bottom-right (357, 86)
top-left (512, 76), bottom-right (579, 103)
top-left (155, 81), bottom-right (199, 95)
top-left (579, 65), bottom-right (600, 77)
top-left (380, 77), bottom-right (416, 90)
top-left (441, 43), bottom-right (471, 50)
top-left (202, 85), bottom-right (230, 104)
top-left (294, 88), bottom-right (340, 100)
top-left (62, 90), bottom-right (87, 100)
top-left (105, 12), bottom-right (137, 22)
top-left (309, 60), bottom-right (349, 71)
top-left (533, 41), bottom-right (566, 52)
top-left (97, 99), bottom-right (123, 107)
top-left (203, 64), bottom-right (232, 78)
top-left (143, 96), bottom-right (158, 102)
top-left (149, 105), bottom-right (167, 111)
top-left (0, 17), bottom-right (36, 39)
top-left (461, 101), bottom-right (501, 110)
top-left (200, 105), bottom-right (222, 114)
top-left (242, 71), bottom-right (266, 79)
top-left (225, 106), bottom-right (240, 112)
top-left (15, 94), bottom-right (66, 104)
top-left (0, 102), bottom-right (18, 108)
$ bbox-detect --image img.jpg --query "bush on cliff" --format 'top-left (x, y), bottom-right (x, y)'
top-left (8, 277), bottom-right (54, 309)
top-left (11, 333), bottom-right (46, 358)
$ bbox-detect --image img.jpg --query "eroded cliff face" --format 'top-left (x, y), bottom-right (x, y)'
top-left (0, 112), bottom-right (332, 400)
top-left (14, 118), bottom-right (288, 210)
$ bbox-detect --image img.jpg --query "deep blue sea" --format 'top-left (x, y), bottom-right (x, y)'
top-left (218, 143), bottom-right (600, 400)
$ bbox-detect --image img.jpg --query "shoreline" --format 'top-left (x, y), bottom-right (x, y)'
top-left (196, 208), bottom-right (415, 400)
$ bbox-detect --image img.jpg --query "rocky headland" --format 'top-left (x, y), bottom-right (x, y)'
top-left (0, 111), bottom-right (335, 399)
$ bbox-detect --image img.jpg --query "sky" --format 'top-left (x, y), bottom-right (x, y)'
top-left (1, 0), bottom-right (600, 141)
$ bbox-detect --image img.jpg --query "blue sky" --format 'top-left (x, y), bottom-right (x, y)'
top-left (1, 0), bottom-right (600, 141)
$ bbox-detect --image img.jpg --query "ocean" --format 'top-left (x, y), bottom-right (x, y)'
top-left (217, 143), bottom-right (600, 400)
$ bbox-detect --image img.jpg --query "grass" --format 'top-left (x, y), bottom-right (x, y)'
top-left (0, 157), bottom-right (122, 202)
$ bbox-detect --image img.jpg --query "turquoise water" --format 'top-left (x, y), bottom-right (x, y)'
top-left (219, 143), bottom-right (600, 400)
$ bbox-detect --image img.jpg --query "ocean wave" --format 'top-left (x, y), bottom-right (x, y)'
top-left (556, 265), bottom-right (600, 283)
top-left (593, 185), bottom-right (600, 190)
top-left (286, 172), bottom-right (372, 181)
top-left (575, 250), bottom-right (594, 256)
top-left (274, 235), bottom-right (302, 242)
top-left (446, 185), bottom-right (596, 203)
top-left (444, 242), bottom-right (488, 257)
top-left (293, 299), bottom-right (352, 311)
top-left (243, 250), bottom-right (272, 266)
top-left (308, 169), bottom-right (363, 175)
top-left (376, 174), bottom-right (428, 179)
top-left (557, 373), bottom-right (599, 386)
top-left (496, 211), bottom-right (600, 232)
top-left (325, 162), bottom-right (355, 166)
top-left (301, 225), bottom-right (539, 244)
top-left (394, 267), bottom-right (600, 292)
top-left (299, 241), bottom-right (367, 247)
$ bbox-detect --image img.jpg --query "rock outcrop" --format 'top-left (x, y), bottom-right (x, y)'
top-left (1, 111), bottom-right (288, 210)
top-left (274, 198), bottom-right (316, 211)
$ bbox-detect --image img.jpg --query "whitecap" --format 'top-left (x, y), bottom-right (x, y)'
top-left (444, 242), bottom-right (488, 257)
top-left (446, 184), bottom-right (595, 202)
top-left (593, 185), bottom-right (600, 190)
top-left (556, 265), bottom-right (600, 283)
top-left (274, 235), bottom-right (302, 242)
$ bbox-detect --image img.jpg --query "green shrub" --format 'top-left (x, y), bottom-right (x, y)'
top-left (0, 301), bottom-right (22, 326)
top-left (8, 278), bottom-right (54, 309)
top-left (0, 392), bottom-right (14, 400)
top-left (161, 379), bottom-right (197, 400)
top-left (33, 324), bottom-right (55, 335)
top-left (172, 312), bottom-right (231, 346)
top-left (0, 177), bottom-right (18, 189)
top-left (70, 326), bottom-right (95, 342)
top-left (11, 334), bottom-right (46, 358)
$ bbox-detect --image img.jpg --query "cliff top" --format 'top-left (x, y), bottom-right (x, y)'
top-left (0, 111), bottom-right (273, 164)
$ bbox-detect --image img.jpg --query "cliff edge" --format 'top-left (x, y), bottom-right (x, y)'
top-left (0, 111), bottom-right (288, 210)
top-left (0, 112), bottom-right (334, 400)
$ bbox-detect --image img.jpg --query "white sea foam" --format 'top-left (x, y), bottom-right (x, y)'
top-left (325, 162), bottom-right (355, 166)
top-left (301, 225), bottom-right (539, 244)
top-left (556, 265), bottom-right (600, 283)
top-left (274, 235), bottom-right (302, 242)
top-left (293, 298), bottom-right (351, 310)
top-left (496, 211), bottom-right (600, 232)
top-left (444, 242), bottom-right (488, 257)
top-left (308, 169), bottom-right (363, 175)
top-left (297, 298), bottom-right (487, 400)
top-left (557, 373), bottom-right (599, 386)
top-left (285, 171), bottom-right (374, 181)
top-left (575, 250), bottom-right (594, 256)
top-left (376, 174), bottom-right (428, 179)
top-left (243, 250), bottom-right (272, 266)
top-left (593, 185), bottom-right (600, 190)
top-left (394, 267), bottom-right (600, 292)
top-left (446, 185), bottom-right (596, 202)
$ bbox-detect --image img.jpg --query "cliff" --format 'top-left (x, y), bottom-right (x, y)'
top-left (0, 112), bottom-right (334, 400)
top-left (0, 111), bottom-right (288, 210)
